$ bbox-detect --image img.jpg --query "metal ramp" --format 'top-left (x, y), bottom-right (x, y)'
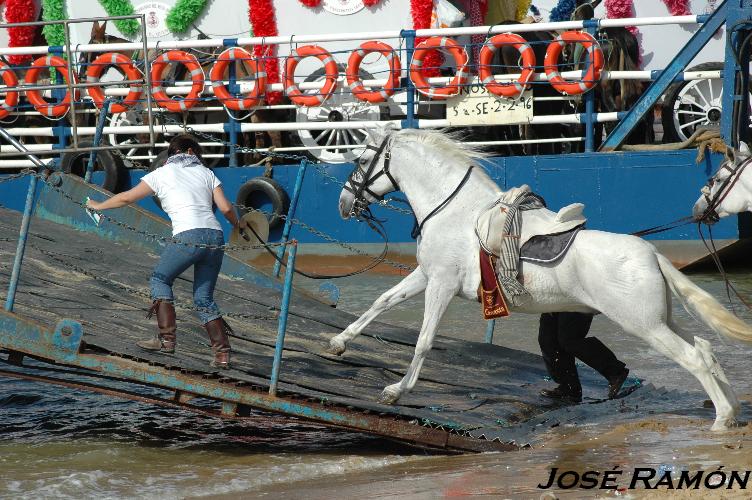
top-left (0, 174), bottom-right (713, 453)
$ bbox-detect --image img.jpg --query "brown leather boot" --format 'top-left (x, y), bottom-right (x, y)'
top-left (137, 300), bottom-right (177, 353)
top-left (204, 317), bottom-right (232, 369)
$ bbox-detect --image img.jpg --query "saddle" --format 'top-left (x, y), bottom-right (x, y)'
top-left (475, 185), bottom-right (586, 319)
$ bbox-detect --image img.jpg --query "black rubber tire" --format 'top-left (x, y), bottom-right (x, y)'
top-left (147, 150), bottom-right (170, 210)
top-left (235, 177), bottom-right (289, 230)
top-left (661, 62), bottom-right (723, 143)
top-left (60, 140), bottom-right (126, 193)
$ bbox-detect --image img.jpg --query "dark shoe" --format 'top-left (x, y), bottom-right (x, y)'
top-left (540, 385), bottom-right (582, 404)
top-left (607, 368), bottom-right (630, 399)
top-left (204, 317), bottom-right (232, 369)
top-left (138, 300), bottom-right (176, 353)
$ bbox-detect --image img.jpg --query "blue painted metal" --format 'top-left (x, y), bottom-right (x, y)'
top-left (4, 174), bottom-right (37, 312)
top-left (274, 159), bottom-right (308, 277)
top-left (721, 1), bottom-right (752, 145)
top-left (269, 241), bottom-right (297, 397)
top-left (600, 0), bottom-right (729, 151)
top-left (584, 24), bottom-right (598, 152)
top-left (84, 100), bottom-right (111, 183)
top-left (484, 320), bottom-right (495, 344)
top-left (401, 30), bottom-right (417, 129)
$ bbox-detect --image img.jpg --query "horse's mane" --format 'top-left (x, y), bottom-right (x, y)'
top-left (386, 128), bottom-right (490, 168)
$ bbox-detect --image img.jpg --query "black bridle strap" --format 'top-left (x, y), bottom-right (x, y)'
top-left (411, 165), bottom-right (475, 239)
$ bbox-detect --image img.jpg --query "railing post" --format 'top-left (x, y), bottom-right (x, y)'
top-left (221, 38), bottom-right (240, 167)
top-left (484, 319), bottom-right (495, 344)
top-left (269, 240), bottom-right (297, 397)
top-left (273, 159), bottom-right (308, 277)
top-left (584, 20), bottom-right (598, 152)
top-left (5, 174), bottom-right (38, 312)
top-left (401, 30), bottom-right (417, 129)
top-left (84, 99), bottom-right (110, 183)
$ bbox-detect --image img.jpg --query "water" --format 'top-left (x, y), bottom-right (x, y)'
top-left (3, 271), bottom-right (752, 499)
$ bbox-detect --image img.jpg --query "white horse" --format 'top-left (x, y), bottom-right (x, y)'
top-left (329, 128), bottom-right (752, 431)
top-left (693, 150), bottom-right (752, 222)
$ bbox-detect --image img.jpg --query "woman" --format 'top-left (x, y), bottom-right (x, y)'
top-left (87, 134), bottom-right (247, 369)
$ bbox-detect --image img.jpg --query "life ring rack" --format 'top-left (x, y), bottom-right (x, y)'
top-left (0, 62), bottom-right (19, 119)
top-left (150, 50), bottom-right (205, 112)
top-left (346, 41), bottom-right (401, 104)
top-left (478, 33), bottom-right (537, 98)
top-left (210, 47), bottom-right (267, 111)
top-left (86, 52), bottom-right (143, 114)
top-left (285, 45), bottom-right (339, 107)
top-left (409, 36), bottom-right (469, 100)
top-left (24, 55), bottom-right (78, 117)
top-left (544, 30), bottom-right (604, 95)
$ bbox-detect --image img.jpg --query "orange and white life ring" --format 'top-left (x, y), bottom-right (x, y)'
top-left (284, 45), bottom-right (338, 106)
top-left (544, 31), bottom-right (604, 95)
top-left (0, 62), bottom-right (19, 119)
top-left (150, 50), bottom-right (204, 112)
top-left (478, 33), bottom-right (536, 98)
top-left (210, 47), bottom-right (267, 111)
top-left (24, 55), bottom-right (78, 117)
top-left (409, 36), bottom-right (469, 100)
top-left (86, 52), bottom-right (143, 114)
top-left (346, 41), bottom-right (401, 104)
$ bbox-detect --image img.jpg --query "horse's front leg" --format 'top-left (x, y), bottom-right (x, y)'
top-left (327, 268), bottom-right (427, 355)
top-left (379, 280), bottom-right (456, 404)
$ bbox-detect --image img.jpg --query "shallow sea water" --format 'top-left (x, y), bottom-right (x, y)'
top-left (2, 270), bottom-right (752, 499)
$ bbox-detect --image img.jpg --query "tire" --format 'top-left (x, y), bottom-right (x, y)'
top-left (235, 177), bottom-right (289, 230)
top-left (60, 140), bottom-right (126, 193)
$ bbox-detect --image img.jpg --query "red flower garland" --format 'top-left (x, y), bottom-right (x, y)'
top-left (410, 0), bottom-right (440, 77)
top-left (248, 0), bottom-right (282, 104)
top-left (3, 0), bottom-right (38, 65)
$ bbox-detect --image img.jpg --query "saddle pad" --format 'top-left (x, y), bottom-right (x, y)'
top-left (520, 225), bottom-right (583, 264)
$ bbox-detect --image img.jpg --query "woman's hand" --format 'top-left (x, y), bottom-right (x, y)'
top-left (237, 217), bottom-right (248, 230)
top-left (86, 198), bottom-right (101, 210)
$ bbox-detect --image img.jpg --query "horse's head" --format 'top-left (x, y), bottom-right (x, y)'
top-left (339, 128), bottom-right (399, 219)
top-left (693, 151), bottom-right (752, 224)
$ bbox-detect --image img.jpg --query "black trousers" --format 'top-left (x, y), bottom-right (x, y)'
top-left (538, 312), bottom-right (626, 396)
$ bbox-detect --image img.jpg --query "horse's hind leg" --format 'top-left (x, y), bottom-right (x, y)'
top-left (632, 322), bottom-right (739, 430)
top-left (327, 268), bottom-right (427, 355)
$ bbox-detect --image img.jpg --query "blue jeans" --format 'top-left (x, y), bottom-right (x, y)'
top-left (150, 228), bottom-right (225, 324)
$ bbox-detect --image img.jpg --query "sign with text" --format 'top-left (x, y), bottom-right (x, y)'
top-left (446, 78), bottom-right (533, 126)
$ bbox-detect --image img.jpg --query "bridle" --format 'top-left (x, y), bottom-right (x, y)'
top-left (698, 156), bottom-right (752, 224)
top-left (343, 137), bottom-right (399, 219)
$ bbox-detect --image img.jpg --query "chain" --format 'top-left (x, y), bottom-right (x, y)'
top-left (0, 169), bottom-right (35, 184)
top-left (32, 244), bottom-right (277, 322)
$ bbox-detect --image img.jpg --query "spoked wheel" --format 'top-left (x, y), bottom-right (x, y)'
top-left (293, 67), bottom-right (387, 163)
top-left (107, 110), bottom-right (162, 168)
top-left (662, 62), bottom-right (752, 142)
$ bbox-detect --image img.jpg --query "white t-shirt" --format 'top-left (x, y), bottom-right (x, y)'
top-left (142, 155), bottom-right (223, 236)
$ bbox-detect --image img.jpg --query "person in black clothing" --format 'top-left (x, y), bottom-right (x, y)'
top-left (538, 312), bottom-right (630, 403)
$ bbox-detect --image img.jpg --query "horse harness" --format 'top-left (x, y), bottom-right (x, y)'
top-left (345, 137), bottom-right (475, 239)
top-left (699, 156), bottom-right (752, 224)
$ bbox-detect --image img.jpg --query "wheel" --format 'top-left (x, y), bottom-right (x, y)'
top-left (236, 177), bottom-right (289, 229)
top-left (292, 66), bottom-right (388, 163)
top-left (662, 62), bottom-right (751, 142)
top-left (107, 109), bottom-right (163, 169)
top-left (60, 140), bottom-right (126, 193)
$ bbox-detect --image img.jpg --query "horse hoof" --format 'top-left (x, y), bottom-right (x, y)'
top-left (326, 339), bottom-right (346, 356)
top-left (711, 417), bottom-right (738, 432)
top-left (378, 388), bottom-right (400, 405)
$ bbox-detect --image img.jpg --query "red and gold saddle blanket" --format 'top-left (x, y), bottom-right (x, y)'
top-left (478, 249), bottom-right (510, 319)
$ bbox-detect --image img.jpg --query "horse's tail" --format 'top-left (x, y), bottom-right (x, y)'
top-left (656, 253), bottom-right (752, 342)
